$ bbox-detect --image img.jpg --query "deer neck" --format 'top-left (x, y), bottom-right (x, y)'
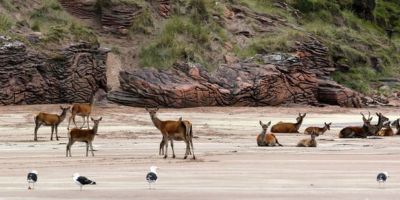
top-left (322, 126), bottom-right (328, 133)
top-left (260, 128), bottom-right (267, 135)
top-left (92, 123), bottom-right (100, 135)
top-left (150, 114), bottom-right (163, 130)
top-left (59, 110), bottom-right (68, 122)
top-left (89, 94), bottom-right (95, 105)
top-left (295, 118), bottom-right (303, 129)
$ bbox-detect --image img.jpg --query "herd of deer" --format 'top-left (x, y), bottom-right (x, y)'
top-left (32, 101), bottom-right (400, 159)
top-left (256, 112), bottom-right (400, 148)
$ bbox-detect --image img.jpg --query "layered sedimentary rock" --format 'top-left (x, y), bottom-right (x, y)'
top-left (0, 36), bottom-right (108, 105)
top-left (108, 39), bottom-right (364, 108)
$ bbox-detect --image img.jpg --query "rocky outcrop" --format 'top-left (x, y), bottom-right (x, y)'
top-left (0, 36), bottom-right (108, 105)
top-left (58, 0), bottom-right (143, 34)
top-left (108, 39), bottom-right (364, 108)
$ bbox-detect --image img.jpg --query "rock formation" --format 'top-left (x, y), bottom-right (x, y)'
top-left (108, 38), bottom-right (364, 108)
top-left (0, 36), bottom-right (108, 105)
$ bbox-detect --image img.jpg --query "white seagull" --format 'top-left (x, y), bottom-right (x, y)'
top-left (73, 173), bottom-right (96, 191)
top-left (27, 170), bottom-right (38, 190)
top-left (146, 166), bottom-right (158, 189)
top-left (377, 172), bottom-right (389, 187)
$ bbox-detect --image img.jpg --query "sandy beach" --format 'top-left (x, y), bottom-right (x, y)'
top-left (0, 104), bottom-right (399, 200)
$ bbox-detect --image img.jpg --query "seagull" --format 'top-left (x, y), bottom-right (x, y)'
top-left (27, 170), bottom-right (38, 190)
top-left (146, 166), bottom-right (158, 189)
top-left (377, 172), bottom-right (389, 187)
top-left (73, 173), bottom-right (96, 191)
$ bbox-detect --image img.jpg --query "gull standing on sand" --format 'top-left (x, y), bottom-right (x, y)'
top-left (27, 170), bottom-right (38, 190)
top-left (73, 173), bottom-right (96, 191)
top-left (146, 166), bottom-right (158, 189)
top-left (377, 172), bottom-right (389, 187)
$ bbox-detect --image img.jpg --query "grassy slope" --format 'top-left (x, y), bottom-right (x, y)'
top-left (0, 0), bottom-right (399, 96)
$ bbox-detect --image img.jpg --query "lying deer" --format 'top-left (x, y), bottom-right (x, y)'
top-left (271, 113), bottom-right (306, 133)
top-left (146, 107), bottom-right (195, 159)
top-left (297, 133), bottom-right (318, 147)
top-left (66, 117), bottom-right (102, 157)
top-left (256, 121), bottom-right (283, 147)
top-left (304, 122), bottom-right (332, 135)
top-left (376, 121), bottom-right (394, 136)
top-left (364, 112), bottom-right (389, 136)
top-left (391, 119), bottom-right (400, 135)
top-left (34, 106), bottom-right (70, 141)
top-left (68, 95), bottom-right (95, 130)
top-left (339, 112), bottom-right (372, 138)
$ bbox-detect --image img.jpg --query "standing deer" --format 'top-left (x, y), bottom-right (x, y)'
top-left (304, 122), bottom-right (332, 135)
top-left (256, 121), bottom-right (283, 147)
top-left (270, 113), bottom-right (306, 133)
top-left (67, 95), bottom-right (95, 130)
top-left (34, 106), bottom-right (70, 141)
top-left (297, 133), bottom-right (318, 147)
top-left (377, 121), bottom-right (394, 136)
top-left (339, 112), bottom-right (372, 138)
top-left (66, 117), bottom-right (102, 157)
top-left (146, 107), bottom-right (195, 159)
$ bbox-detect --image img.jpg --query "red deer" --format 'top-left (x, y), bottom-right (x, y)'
top-left (66, 117), bottom-right (102, 157)
top-left (271, 113), bottom-right (306, 133)
top-left (146, 107), bottom-right (195, 159)
top-left (391, 119), bottom-right (400, 135)
top-left (339, 112), bottom-right (372, 138)
top-left (297, 133), bottom-right (318, 147)
top-left (256, 121), bottom-right (283, 147)
top-left (34, 106), bottom-right (70, 141)
top-left (304, 122), bottom-right (332, 135)
top-left (67, 95), bottom-right (95, 130)
top-left (377, 121), bottom-right (394, 136)
top-left (364, 112), bottom-right (389, 136)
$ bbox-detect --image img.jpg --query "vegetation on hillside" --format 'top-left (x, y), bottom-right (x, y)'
top-left (0, 0), bottom-right (399, 95)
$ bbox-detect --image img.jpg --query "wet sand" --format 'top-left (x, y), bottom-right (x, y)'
top-left (0, 104), bottom-right (399, 200)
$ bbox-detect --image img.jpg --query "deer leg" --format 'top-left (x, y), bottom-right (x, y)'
top-left (50, 126), bottom-right (54, 141)
top-left (87, 116), bottom-right (90, 129)
top-left (68, 115), bottom-right (74, 130)
top-left (85, 142), bottom-right (89, 157)
top-left (80, 116), bottom-right (86, 129)
top-left (184, 141), bottom-right (190, 159)
top-left (90, 142), bottom-right (95, 156)
top-left (190, 139), bottom-right (195, 160)
top-left (163, 136), bottom-right (168, 159)
top-left (34, 122), bottom-right (41, 141)
top-left (55, 125), bottom-right (59, 141)
top-left (159, 138), bottom-right (165, 156)
top-left (66, 140), bottom-right (73, 157)
top-left (72, 116), bottom-right (78, 129)
top-left (170, 140), bottom-right (176, 159)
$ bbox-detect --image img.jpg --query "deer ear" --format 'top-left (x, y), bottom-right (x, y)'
top-left (145, 107), bottom-right (149, 111)
top-left (155, 106), bottom-right (159, 111)
top-left (303, 113), bottom-right (307, 117)
top-left (267, 121), bottom-right (271, 126)
top-left (91, 117), bottom-right (94, 121)
top-left (60, 106), bottom-right (63, 109)
top-left (259, 121), bottom-right (263, 126)
top-left (99, 117), bottom-right (102, 121)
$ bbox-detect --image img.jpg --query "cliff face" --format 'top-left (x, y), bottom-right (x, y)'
top-left (108, 38), bottom-right (363, 108)
top-left (0, 36), bottom-right (108, 105)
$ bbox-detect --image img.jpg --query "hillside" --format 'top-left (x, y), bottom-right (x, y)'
top-left (0, 0), bottom-right (399, 107)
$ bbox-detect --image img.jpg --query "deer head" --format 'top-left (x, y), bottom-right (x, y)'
top-left (60, 106), bottom-right (70, 114)
top-left (324, 122), bottom-right (332, 130)
top-left (145, 106), bottom-right (160, 118)
top-left (376, 112), bottom-right (389, 125)
top-left (360, 112), bottom-right (372, 124)
top-left (296, 113), bottom-right (306, 123)
top-left (259, 121), bottom-right (271, 131)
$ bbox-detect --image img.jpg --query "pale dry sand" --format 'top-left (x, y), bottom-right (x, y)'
top-left (0, 104), bottom-right (400, 200)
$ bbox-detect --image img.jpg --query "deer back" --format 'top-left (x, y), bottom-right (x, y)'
top-left (68, 128), bottom-right (96, 142)
top-left (36, 112), bottom-right (60, 125)
top-left (271, 122), bottom-right (297, 133)
top-left (161, 120), bottom-right (187, 140)
top-left (71, 103), bottom-right (92, 116)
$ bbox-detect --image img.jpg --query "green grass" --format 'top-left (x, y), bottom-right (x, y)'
top-left (0, 14), bottom-right (13, 33)
top-left (29, 0), bottom-right (97, 44)
top-left (139, 16), bottom-right (212, 69)
top-left (129, 7), bottom-right (153, 34)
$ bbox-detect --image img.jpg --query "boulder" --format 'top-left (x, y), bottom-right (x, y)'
top-left (0, 36), bottom-right (108, 105)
